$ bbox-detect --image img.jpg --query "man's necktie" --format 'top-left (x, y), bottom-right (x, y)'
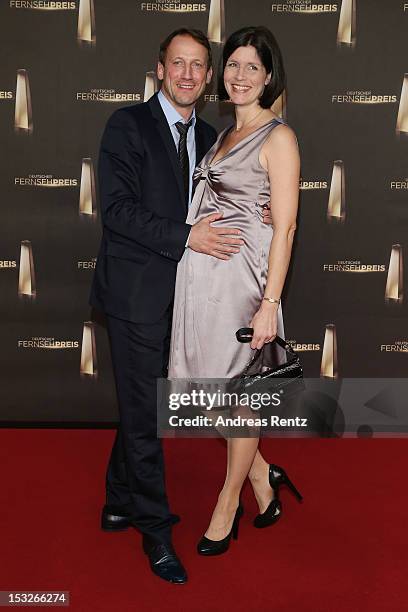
top-left (175, 120), bottom-right (193, 206)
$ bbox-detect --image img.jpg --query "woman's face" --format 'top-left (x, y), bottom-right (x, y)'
top-left (223, 44), bottom-right (270, 107)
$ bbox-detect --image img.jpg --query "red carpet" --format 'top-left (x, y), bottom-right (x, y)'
top-left (0, 430), bottom-right (406, 611)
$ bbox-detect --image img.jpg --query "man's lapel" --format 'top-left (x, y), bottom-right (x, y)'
top-left (148, 94), bottom-right (185, 210)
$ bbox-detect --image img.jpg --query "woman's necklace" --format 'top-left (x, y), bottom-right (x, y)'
top-left (235, 107), bottom-right (265, 132)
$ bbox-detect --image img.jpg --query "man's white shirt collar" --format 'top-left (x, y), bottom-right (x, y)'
top-left (157, 89), bottom-right (196, 128)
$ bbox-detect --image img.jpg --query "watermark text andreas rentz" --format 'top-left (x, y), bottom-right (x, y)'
top-left (168, 414), bottom-right (308, 428)
top-left (167, 391), bottom-right (308, 428)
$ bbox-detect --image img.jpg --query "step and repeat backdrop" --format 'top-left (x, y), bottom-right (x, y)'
top-left (0, 0), bottom-right (407, 422)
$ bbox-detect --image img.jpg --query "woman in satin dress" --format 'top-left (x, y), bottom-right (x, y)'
top-left (168, 26), bottom-right (302, 554)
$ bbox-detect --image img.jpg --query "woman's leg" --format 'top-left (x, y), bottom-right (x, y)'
top-left (248, 449), bottom-right (275, 513)
top-left (201, 408), bottom-right (275, 522)
top-left (204, 436), bottom-right (259, 540)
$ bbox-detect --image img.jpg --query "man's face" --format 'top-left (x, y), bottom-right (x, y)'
top-left (157, 34), bottom-right (212, 113)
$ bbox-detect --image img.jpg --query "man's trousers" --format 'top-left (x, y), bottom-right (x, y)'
top-left (105, 306), bottom-right (173, 543)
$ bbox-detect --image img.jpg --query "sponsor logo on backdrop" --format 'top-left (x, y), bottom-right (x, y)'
top-left (396, 74), bottom-right (408, 135)
top-left (77, 0), bottom-right (95, 45)
top-left (271, 1), bottom-right (338, 13)
top-left (207, 0), bottom-right (224, 43)
top-left (385, 244), bottom-right (403, 303)
top-left (206, 90), bottom-right (287, 115)
top-left (80, 321), bottom-right (97, 377)
top-left (337, 0), bottom-right (355, 47)
top-left (380, 340), bottom-right (408, 353)
top-left (0, 260), bottom-right (17, 269)
top-left (271, 0), bottom-right (345, 50)
top-left (271, 91), bottom-right (286, 120)
top-left (144, 72), bottom-right (159, 102)
top-left (320, 323), bottom-right (338, 378)
top-left (18, 337), bottom-right (79, 349)
top-left (14, 159), bottom-right (98, 214)
top-left (287, 339), bottom-right (321, 351)
top-left (332, 90), bottom-right (397, 104)
top-left (9, 1), bottom-right (76, 9)
top-left (0, 91), bottom-right (13, 100)
top-left (390, 178), bottom-right (408, 190)
top-left (323, 261), bottom-right (386, 272)
top-left (204, 94), bottom-right (220, 102)
top-left (77, 258), bottom-right (96, 269)
top-left (14, 174), bottom-right (78, 187)
top-left (403, 3), bottom-right (408, 12)
top-left (18, 241), bottom-right (36, 299)
top-left (300, 179), bottom-right (327, 190)
top-left (79, 158), bottom-right (96, 217)
top-left (15, 69), bottom-right (33, 134)
top-left (140, 1), bottom-right (207, 12)
top-left (76, 89), bottom-right (141, 102)
top-left (327, 160), bottom-right (345, 222)
top-left (9, 2), bottom-right (94, 49)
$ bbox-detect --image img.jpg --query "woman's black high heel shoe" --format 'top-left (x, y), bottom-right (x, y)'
top-left (197, 504), bottom-right (244, 556)
top-left (253, 464), bottom-right (302, 529)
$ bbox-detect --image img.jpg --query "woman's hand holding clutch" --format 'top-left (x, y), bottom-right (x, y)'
top-left (249, 301), bottom-right (278, 350)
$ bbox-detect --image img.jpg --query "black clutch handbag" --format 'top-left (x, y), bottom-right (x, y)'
top-left (230, 327), bottom-right (304, 399)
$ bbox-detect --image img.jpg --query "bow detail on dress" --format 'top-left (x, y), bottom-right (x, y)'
top-left (193, 164), bottom-right (223, 188)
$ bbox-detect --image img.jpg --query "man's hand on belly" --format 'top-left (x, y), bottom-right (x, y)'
top-left (188, 212), bottom-right (245, 261)
top-left (262, 204), bottom-right (273, 226)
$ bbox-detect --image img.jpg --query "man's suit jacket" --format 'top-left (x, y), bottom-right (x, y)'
top-left (90, 93), bottom-right (217, 323)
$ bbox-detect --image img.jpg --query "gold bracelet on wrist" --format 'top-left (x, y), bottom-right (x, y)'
top-left (263, 297), bottom-right (280, 305)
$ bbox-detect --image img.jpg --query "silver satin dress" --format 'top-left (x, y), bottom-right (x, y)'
top-left (168, 118), bottom-right (285, 380)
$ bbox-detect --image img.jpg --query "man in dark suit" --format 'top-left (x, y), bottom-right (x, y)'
top-left (90, 28), bottom-right (244, 584)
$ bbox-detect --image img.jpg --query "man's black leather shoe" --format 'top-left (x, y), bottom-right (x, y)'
top-left (101, 505), bottom-right (180, 532)
top-left (142, 537), bottom-right (187, 584)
